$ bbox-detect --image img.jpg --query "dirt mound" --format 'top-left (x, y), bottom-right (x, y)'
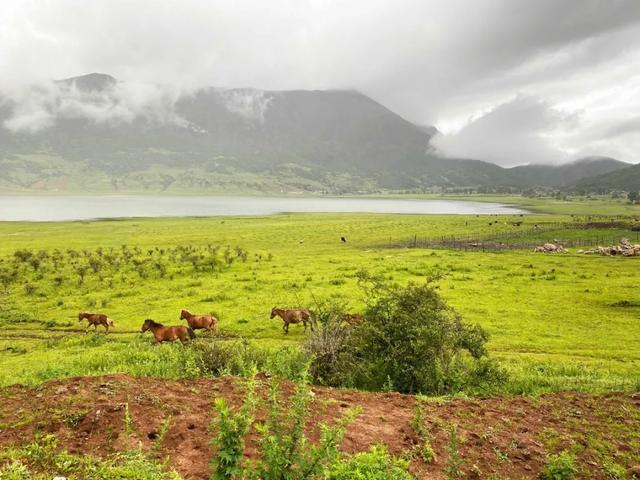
top-left (1, 375), bottom-right (639, 479)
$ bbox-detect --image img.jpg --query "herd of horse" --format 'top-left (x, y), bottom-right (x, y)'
top-left (78, 306), bottom-right (362, 344)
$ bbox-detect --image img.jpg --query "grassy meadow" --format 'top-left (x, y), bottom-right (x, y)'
top-left (1, 201), bottom-right (639, 393)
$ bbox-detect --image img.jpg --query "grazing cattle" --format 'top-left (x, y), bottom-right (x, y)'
top-left (180, 309), bottom-right (217, 332)
top-left (140, 319), bottom-right (195, 345)
top-left (78, 312), bottom-right (114, 334)
top-left (270, 307), bottom-right (313, 333)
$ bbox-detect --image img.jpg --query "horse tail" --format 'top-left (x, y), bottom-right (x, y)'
top-left (187, 327), bottom-right (196, 340)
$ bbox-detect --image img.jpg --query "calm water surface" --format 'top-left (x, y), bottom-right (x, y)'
top-left (0, 196), bottom-right (527, 221)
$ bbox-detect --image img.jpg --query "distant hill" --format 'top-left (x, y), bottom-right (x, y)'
top-left (0, 73), bottom-right (633, 193)
top-left (507, 156), bottom-right (631, 188)
top-left (572, 161), bottom-right (640, 192)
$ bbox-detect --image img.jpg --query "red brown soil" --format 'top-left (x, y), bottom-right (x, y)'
top-left (1, 374), bottom-right (639, 479)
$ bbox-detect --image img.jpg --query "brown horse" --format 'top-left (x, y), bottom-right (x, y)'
top-left (270, 307), bottom-right (313, 333)
top-left (342, 313), bottom-right (364, 325)
top-left (140, 319), bottom-right (195, 345)
top-left (180, 309), bottom-right (217, 332)
top-left (79, 312), bottom-right (114, 334)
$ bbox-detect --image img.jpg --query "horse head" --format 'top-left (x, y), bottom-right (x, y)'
top-left (140, 319), bottom-right (153, 333)
top-left (78, 312), bottom-right (85, 322)
top-left (270, 307), bottom-right (279, 319)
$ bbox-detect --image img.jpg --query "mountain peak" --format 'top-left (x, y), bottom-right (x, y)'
top-left (59, 73), bottom-right (117, 92)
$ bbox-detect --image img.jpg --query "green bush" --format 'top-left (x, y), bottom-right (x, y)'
top-left (541, 451), bottom-right (578, 480)
top-left (353, 274), bottom-right (505, 394)
top-left (0, 434), bottom-right (181, 480)
top-left (304, 276), bottom-right (505, 395)
top-left (246, 376), bottom-right (358, 480)
top-left (209, 373), bottom-right (359, 480)
top-left (327, 445), bottom-right (415, 480)
top-left (191, 339), bottom-right (308, 380)
top-left (210, 372), bottom-right (258, 480)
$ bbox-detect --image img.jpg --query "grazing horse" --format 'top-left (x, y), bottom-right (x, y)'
top-left (79, 312), bottom-right (114, 334)
top-left (180, 309), bottom-right (217, 332)
top-left (341, 313), bottom-right (364, 326)
top-left (140, 319), bottom-right (195, 345)
top-left (270, 307), bottom-right (313, 333)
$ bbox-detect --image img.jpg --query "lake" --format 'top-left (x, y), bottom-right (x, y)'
top-left (0, 196), bottom-right (527, 221)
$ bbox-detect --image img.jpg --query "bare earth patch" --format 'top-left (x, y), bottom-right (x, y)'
top-left (0, 374), bottom-right (638, 479)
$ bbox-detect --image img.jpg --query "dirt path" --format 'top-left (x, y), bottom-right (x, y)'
top-left (0, 375), bottom-right (638, 479)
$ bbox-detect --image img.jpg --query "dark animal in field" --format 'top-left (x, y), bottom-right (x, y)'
top-left (180, 309), bottom-right (217, 332)
top-left (342, 313), bottom-right (364, 325)
top-left (270, 307), bottom-right (313, 333)
top-left (78, 312), bottom-right (114, 334)
top-left (140, 319), bottom-right (195, 344)
top-left (341, 237), bottom-right (347, 243)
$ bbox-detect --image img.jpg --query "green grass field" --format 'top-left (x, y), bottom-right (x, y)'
top-left (1, 201), bottom-right (639, 393)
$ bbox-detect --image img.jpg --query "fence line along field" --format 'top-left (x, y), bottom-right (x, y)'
top-left (0, 210), bottom-right (639, 393)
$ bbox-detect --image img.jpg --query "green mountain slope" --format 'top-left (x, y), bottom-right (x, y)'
top-left (0, 74), bottom-right (632, 193)
top-left (572, 162), bottom-right (640, 192)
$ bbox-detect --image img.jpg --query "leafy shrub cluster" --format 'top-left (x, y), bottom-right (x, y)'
top-left (0, 433), bottom-right (180, 480)
top-left (304, 273), bottom-right (506, 395)
top-left (191, 339), bottom-right (309, 380)
top-left (326, 445), bottom-right (414, 480)
top-left (210, 372), bottom-right (412, 480)
top-left (541, 451), bottom-right (578, 480)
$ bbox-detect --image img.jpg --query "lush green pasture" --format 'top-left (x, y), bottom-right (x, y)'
top-left (0, 211), bottom-right (639, 392)
top-left (386, 193), bottom-right (640, 216)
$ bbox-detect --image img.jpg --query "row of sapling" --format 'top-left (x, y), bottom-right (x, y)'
top-left (0, 243), bottom-right (261, 293)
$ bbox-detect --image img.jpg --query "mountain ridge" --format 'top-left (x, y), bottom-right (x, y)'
top-left (0, 73), bottom-right (634, 193)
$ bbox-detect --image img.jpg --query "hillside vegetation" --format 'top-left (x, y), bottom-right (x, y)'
top-left (0, 74), bottom-right (633, 193)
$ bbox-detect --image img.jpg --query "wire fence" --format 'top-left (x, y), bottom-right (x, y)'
top-left (384, 222), bottom-right (640, 251)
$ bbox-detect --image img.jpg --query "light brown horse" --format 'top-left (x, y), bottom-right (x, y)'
top-left (180, 309), bottom-right (217, 332)
top-left (342, 313), bottom-right (365, 326)
top-left (140, 319), bottom-right (195, 345)
top-left (270, 307), bottom-right (313, 333)
top-left (79, 312), bottom-right (114, 334)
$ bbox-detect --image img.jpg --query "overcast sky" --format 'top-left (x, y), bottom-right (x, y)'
top-left (2, 0), bottom-right (640, 166)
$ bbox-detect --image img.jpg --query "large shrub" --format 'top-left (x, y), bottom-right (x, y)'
top-left (356, 277), bottom-right (504, 394)
top-left (306, 274), bottom-right (506, 395)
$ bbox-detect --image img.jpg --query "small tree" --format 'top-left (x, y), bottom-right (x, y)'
top-left (628, 190), bottom-right (639, 204)
top-left (351, 272), bottom-right (504, 395)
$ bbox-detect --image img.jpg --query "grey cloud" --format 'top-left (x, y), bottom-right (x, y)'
top-left (2, 78), bottom-right (189, 133)
top-left (1, 0), bottom-right (639, 163)
top-left (432, 96), bottom-right (571, 166)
